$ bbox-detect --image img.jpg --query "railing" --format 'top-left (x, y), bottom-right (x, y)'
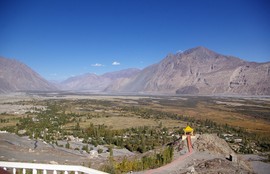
top-left (0, 161), bottom-right (108, 174)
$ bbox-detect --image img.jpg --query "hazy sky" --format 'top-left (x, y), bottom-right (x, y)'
top-left (1, 0), bottom-right (269, 81)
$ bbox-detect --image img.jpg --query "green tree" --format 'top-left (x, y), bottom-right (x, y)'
top-left (98, 148), bottom-right (103, 154)
top-left (82, 145), bottom-right (89, 153)
top-left (65, 142), bottom-right (70, 149)
top-left (108, 145), bottom-right (113, 157)
top-left (75, 122), bottom-right (80, 130)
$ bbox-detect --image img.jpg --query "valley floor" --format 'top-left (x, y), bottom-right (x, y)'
top-left (1, 93), bottom-right (270, 173)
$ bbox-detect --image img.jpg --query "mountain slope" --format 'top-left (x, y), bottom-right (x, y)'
top-left (102, 68), bottom-right (140, 79)
top-left (0, 57), bottom-right (57, 93)
top-left (60, 68), bottom-right (140, 91)
top-left (60, 73), bottom-right (111, 91)
top-left (108, 47), bottom-right (270, 95)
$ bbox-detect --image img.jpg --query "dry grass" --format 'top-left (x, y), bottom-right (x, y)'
top-left (0, 114), bottom-right (22, 128)
top-left (65, 116), bottom-right (185, 130)
top-left (0, 119), bottom-right (19, 128)
top-left (145, 101), bottom-right (270, 134)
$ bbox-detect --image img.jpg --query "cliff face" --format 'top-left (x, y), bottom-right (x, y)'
top-left (107, 47), bottom-right (270, 95)
top-left (0, 57), bottom-right (57, 93)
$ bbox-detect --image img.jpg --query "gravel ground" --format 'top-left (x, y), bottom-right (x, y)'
top-left (0, 133), bottom-right (92, 165)
top-left (0, 132), bottom-right (133, 170)
top-left (239, 154), bottom-right (270, 174)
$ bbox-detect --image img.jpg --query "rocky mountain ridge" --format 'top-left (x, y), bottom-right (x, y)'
top-left (0, 57), bottom-right (56, 93)
top-left (1, 46), bottom-right (269, 95)
top-left (106, 47), bottom-right (270, 95)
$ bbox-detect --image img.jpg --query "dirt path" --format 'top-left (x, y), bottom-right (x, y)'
top-left (145, 151), bottom-right (194, 174)
top-left (142, 135), bottom-right (196, 174)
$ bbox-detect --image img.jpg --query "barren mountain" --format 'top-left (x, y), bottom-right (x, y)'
top-left (107, 47), bottom-right (270, 95)
top-left (0, 57), bottom-right (56, 93)
top-left (60, 68), bottom-right (140, 91)
top-left (102, 68), bottom-right (140, 79)
top-left (2, 47), bottom-right (269, 95)
top-left (60, 73), bottom-right (111, 91)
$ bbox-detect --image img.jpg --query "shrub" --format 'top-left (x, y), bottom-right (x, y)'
top-left (98, 148), bottom-right (103, 154)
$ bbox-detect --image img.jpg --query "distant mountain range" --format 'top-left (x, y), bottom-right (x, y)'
top-left (59, 68), bottom-right (140, 92)
top-left (1, 46), bottom-right (270, 95)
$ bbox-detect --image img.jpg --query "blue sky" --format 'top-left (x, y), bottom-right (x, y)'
top-left (0, 0), bottom-right (269, 81)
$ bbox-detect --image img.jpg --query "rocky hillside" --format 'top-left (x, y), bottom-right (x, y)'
top-left (193, 134), bottom-right (235, 155)
top-left (0, 57), bottom-right (57, 93)
top-left (60, 68), bottom-right (140, 91)
top-left (107, 47), bottom-right (270, 95)
top-left (177, 134), bottom-right (253, 174)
